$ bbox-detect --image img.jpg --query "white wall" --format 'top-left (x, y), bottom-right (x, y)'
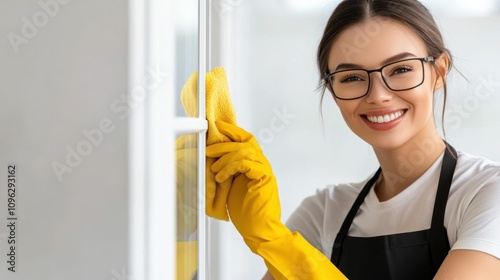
top-left (0, 1), bottom-right (129, 279)
top-left (210, 1), bottom-right (500, 279)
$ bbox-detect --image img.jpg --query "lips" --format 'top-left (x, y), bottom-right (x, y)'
top-left (361, 109), bottom-right (407, 131)
top-left (366, 110), bottom-right (405, 124)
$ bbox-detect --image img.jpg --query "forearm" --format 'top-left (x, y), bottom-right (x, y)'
top-left (434, 249), bottom-right (500, 280)
top-left (254, 232), bottom-right (347, 280)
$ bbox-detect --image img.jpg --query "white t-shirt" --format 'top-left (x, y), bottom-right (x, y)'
top-left (286, 150), bottom-right (500, 260)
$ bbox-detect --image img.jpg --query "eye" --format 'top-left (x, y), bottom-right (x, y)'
top-left (391, 66), bottom-right (413, 75)
top-left (339, 74), bottom-right (365, 83)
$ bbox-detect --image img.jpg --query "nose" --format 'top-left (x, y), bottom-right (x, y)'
top-left (364, 72), bottom-right (393, 104)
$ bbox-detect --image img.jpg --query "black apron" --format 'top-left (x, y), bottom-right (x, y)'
top-left (331, 143), bottom-right (457, 280)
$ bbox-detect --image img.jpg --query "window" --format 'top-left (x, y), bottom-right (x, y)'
top-left (129, 0), bottom-right (207, 279)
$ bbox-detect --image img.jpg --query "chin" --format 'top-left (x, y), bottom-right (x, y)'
top-left (358, 132), bottom-right (409, 152)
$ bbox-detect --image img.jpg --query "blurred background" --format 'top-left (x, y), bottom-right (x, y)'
top-left (1, 0), bottom-right (499, 279)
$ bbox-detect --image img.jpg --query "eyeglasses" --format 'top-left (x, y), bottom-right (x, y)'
top-left (325, 56), bottom-right (435, 100)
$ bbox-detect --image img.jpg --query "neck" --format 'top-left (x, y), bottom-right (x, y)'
top-left (373, 130), bottom-right (446, 202)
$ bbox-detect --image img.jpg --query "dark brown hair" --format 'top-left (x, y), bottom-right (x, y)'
top-left (317, 0), bottom-right (453, 128)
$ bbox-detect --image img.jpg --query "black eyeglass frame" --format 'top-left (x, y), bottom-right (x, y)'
top-left (325, 56), bottom-right (435, 100)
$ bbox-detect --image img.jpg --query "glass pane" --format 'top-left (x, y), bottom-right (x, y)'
top-left (175, 0), bottom-right (199, 117)
top-left (175, 133), bottom-right (199, 280)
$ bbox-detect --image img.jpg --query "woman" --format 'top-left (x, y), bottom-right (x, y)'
top-left (207, 0), bottom-right (500, 279)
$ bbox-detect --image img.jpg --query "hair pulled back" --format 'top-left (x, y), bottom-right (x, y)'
top-left (317, 0), bottom-right (452, 96)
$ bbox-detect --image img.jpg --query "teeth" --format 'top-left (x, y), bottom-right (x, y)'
top-left (367, 111), bottom-right (404, 124)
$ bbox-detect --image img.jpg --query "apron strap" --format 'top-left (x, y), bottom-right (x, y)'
top-left (330, 168), bottom-right (381, 264)
top-left (429, 142), bottom-right (456, 271)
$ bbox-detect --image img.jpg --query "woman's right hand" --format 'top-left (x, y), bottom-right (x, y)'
top-left (207, 121), bottom-right (347, 280)
top-left (206, 121), bottom-right (290, 249)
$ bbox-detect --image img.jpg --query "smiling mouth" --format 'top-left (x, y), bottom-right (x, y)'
top-left (365, 110), bottom-right (406, 124)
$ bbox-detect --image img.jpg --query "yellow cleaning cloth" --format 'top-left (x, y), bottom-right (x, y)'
top-left (181, 67), bottom-right (237, 221)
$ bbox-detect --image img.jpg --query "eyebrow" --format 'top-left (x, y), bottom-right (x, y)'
top-left (333, 52), bottom-right (417, 72)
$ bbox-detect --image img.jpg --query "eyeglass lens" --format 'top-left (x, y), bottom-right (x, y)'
top-left (330, 59), bottom-right (425, 100)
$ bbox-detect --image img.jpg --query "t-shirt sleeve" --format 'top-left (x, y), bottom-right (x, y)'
top-left (285, 188), bottom-right (328, 253)
top-left (451, 180), bottom-right (500, 259)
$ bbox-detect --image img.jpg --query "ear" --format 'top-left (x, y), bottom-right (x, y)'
top-left (432, 53), bottom-right (450, 90)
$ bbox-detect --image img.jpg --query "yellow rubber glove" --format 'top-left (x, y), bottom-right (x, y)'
top-left (206, 121), bottom-right (347, 280)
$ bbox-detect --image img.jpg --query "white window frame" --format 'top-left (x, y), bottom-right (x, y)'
top-left (129, 0), bottom-right (208, 279)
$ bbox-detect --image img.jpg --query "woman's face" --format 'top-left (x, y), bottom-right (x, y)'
top-left (327, 17), bottom-right (447, 151)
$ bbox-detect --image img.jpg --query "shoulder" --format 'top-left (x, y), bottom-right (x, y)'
top-left (286, 172), bottom-right (376, 253)
top-left (447, 149), bottom-right (500, 259)
top-left (451, 150), bottom-right (500, 194)
top-left (449, 149), bottom-right (500, 218)
top-left (289, 175), bottom-right (370, 221)
top-left (454, 150), bottom-right (500, 178)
